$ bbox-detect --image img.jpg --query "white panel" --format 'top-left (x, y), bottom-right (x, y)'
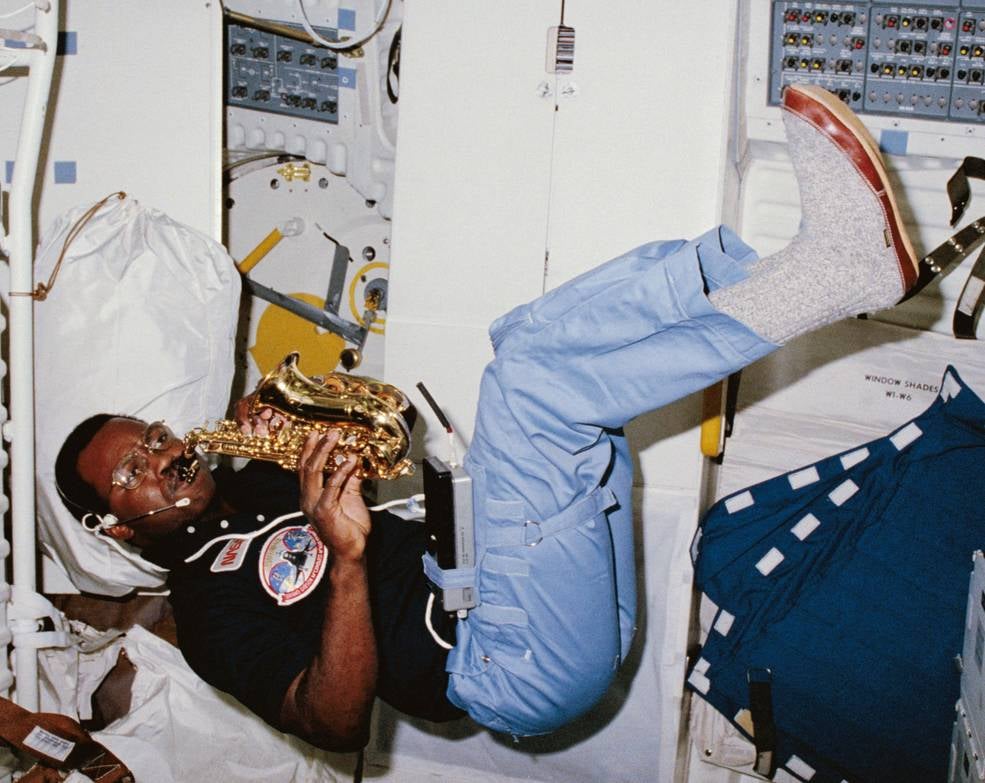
top-left (0, 1), bottom-right (221, 239)
top-left (715, 317), bottom-right (985, 497)
top-left (547, 0), bottom-right (740, 282)
top-left (384, 0), bottom-right (562, 476)
top-left (386, 1), bottom-right (559, 331)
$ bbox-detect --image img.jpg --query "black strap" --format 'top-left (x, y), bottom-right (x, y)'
top-left (902, 157), bottom-right (985, 312)
top-left (947, 157), bottom-right (985, 227)
top-left (353, 747), bottom-right (365, 783)
top-left (904, 217), bottom-right (985, 302)
top-left (747, 668), bottom-right (777, 779)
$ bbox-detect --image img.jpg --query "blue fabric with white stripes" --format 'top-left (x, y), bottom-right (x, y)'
top-left (690, 366), bottom-right (985, 782)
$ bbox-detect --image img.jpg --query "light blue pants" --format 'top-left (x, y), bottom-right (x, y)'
top-left (444, 227), bottom-right (778, 735)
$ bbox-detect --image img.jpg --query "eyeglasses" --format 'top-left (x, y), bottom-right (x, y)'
top-left (111, 421), bottom-right (177, 491)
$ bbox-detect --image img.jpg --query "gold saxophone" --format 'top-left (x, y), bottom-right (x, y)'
top-left (183, 352), bottom-right (415, 480)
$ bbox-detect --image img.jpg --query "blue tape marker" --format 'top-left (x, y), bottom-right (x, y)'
top-left (4, 38), bottom-right (26, 49)
top-left (338, 8), bottom-right (356, 31)
top-left (54, 161), bottom-right (77, 184)
top-left (879, 129), bottom-right (909, 156)
top-left (5, 161), bottom-right (13, 183)
top-left (338, 67), bottom-right (357, 89)
top-left (57, 31), bottom-right (77, 55)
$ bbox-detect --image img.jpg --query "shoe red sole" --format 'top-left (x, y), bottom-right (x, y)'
top-left (782, 84), bottom-right (919, 294)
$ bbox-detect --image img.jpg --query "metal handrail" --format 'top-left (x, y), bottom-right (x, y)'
top-left (2, 0), bottom-right (60, 715)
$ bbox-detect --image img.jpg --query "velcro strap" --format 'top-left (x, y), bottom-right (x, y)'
top-left (9, 585), bottom-right (72, 649)
top-left (422, 551), bottom-right (476, 591)
top-left (471, 602), bottom-right (528, 627)
top-left (12, 630), bottom-right (71, 650)
top-left (9, 584), bottom-right (60, 621)
top-left (485, 486), bottom-right (618, 548)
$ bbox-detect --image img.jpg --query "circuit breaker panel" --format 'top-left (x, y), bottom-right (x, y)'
top-left (227, 20), bottom-right (341, 124)
top-left (769, 1), bottom-right (985, 122)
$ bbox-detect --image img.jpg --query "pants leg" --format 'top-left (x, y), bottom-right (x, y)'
top-left (446, 227), bottom-right (778, 735)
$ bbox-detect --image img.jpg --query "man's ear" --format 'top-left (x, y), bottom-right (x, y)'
top-left (103, 524), bottom-right (135, 542)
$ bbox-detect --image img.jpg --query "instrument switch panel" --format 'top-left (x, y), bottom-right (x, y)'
top-left (770, 1), bottom-right (985, 123)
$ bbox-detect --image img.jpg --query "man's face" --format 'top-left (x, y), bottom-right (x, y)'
top-left (77, 417), bottom-right (216, 540)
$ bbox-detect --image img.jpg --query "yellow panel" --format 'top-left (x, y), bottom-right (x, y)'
top-left (250, 293), bottom-right (346, 376)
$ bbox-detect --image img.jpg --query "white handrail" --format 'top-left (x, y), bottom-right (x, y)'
top-left (4, 0), bottom-right (59, 712)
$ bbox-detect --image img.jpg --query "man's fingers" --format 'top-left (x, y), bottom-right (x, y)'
top-left (237, 401), bottom-right (278, 435)
top-left (326, 454), bottom-right (359, 492)
top-left (298, 430), bottom-right (342, 498)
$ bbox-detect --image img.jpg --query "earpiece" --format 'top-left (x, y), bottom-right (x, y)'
top-left (81, 512), bottom-right (118, 532)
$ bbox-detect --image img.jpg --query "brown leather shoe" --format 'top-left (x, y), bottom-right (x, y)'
top-left (782, 84), bottom-right (919, 294)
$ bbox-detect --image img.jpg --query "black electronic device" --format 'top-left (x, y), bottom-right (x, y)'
top-left (423, 455), bottom-right (476, 614)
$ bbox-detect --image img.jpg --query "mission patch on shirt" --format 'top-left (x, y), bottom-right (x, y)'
top-left (258, 524), bottom-right (327, 605)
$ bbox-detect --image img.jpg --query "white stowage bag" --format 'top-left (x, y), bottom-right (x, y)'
top-left (93, 627), bottom-right (353, 782)
top-left (33, 195), bottom-right (241, 595)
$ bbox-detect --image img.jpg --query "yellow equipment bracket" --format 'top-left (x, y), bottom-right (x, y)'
top-left (700, 380), bottom-right (727, 459)
top-left (237, 228), bottom-right (284, 274)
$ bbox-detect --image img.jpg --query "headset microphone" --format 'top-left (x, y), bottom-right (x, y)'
top-left (85, 497), bottom-right (192, 532)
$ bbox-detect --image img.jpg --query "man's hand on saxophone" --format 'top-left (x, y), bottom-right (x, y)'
top-left (298, 429), bottom-right (372, 563)
top-left (233, 391), bottom-right (289, 438)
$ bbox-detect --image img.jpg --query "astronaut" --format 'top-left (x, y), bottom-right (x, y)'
top-left (55, 85), bottom-right (919, 748)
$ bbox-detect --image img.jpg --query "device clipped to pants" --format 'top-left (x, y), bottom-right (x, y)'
top-left (422, 455), bottom-right (477, 616)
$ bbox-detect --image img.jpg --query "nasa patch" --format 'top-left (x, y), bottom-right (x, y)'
top-left (210, 538), bottom-right (249, 573)
top-left (258, 524), bottom-right (327, 606)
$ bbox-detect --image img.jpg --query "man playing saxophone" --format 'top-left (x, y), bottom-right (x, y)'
top-left (54, 408), bottom-right (460, 752)
top-left (54, 87), bottom-right (923, 750)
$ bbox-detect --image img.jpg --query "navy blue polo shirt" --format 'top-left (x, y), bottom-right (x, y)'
top-left (143, 460), bottom-right (462, 731)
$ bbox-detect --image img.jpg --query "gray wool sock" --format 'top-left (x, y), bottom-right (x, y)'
top-left (709, 108), bottom-right (905, 344)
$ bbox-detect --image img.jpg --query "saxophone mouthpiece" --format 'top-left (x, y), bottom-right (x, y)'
top-left (174, 453), bottom-right (201, 484)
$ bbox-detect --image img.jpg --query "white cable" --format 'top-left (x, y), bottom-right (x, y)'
top-left (424, 591), bottom-right (453, 650)
top-left (368, 493), bottom-right (423, 513)
top-left (446, 431), bottom-right (460, 468)
top-left (296, 0), bottom-right (393, 51)
top-left (184, 511), bottom-right (304, 564)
